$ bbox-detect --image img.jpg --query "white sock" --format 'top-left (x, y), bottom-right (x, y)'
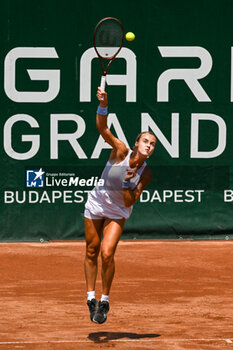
top-left (87, 291), bottom-right (95, 301)
top-left (101, 294), bottom-right (109, 302)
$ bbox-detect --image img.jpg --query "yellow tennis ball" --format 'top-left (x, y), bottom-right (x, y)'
top-left (125, 32), bottom-right (135, 41)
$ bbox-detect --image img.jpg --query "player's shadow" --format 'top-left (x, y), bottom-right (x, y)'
top-left (88, 331), bottom-right (161, 343)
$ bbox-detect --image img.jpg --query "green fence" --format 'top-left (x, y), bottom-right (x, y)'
top-left (1, 0), bottom-right (233, 241)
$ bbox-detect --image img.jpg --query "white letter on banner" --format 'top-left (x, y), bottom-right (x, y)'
top-left (157, 47), bottom-right (212, 102)
top-left (91, 113), bottom-right (130, 158)
top-left (141, 113), bottom-right (179, 158)
top-left (80, 48), bottom-right (136, 102)
top-left (4, 191), bottom-right (14, 203)
top-left (231, 47), bottom-right (233, 102)
top-left (190, 114), bottom-right (226, 158)
top-left (224, 190), bottom-right (233, 202)
top-left (140, 190), bottom-right (150, 202)
top-left (4, 47), bottom-right (60, 102)
top-left (4, 114), bottom-right (40, 160)
top-left (50, 114), bottom-right (87, 159)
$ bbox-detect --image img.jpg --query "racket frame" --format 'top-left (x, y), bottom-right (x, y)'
top-left (93, 17), bottom-right (124, 92)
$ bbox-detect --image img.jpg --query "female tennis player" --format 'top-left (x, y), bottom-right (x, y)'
top-left (84, 87), bottom-right (156, 324)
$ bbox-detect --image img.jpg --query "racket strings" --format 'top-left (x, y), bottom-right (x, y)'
top-left (94, 19), bottom-right (123, 59)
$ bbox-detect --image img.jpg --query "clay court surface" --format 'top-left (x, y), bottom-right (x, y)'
top-left (0, 240), bottom-right (233, 350)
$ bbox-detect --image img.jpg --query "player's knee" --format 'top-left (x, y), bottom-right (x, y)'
top-left (86, 244), bottom-right (100, 261)
top-left (101, 249), bottom-right (114, 265)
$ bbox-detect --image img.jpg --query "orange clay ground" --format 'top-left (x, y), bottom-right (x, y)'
top-left (0, 240), bottom-right (232, 349)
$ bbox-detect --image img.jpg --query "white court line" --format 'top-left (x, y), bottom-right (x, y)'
top-left (2, 240), bottom-right (232, 248)
top-left (0, 338), bottom-right (233, 345)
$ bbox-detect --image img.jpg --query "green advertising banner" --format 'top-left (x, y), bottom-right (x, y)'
top-left (1, 0), bottom-right (233, 241)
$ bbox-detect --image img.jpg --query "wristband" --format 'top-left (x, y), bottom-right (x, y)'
top-left (122, 180), bottom-right (131, 189)
top-left (97, 105), bottom-right (108, 115)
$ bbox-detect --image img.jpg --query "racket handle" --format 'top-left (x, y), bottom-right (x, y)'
top-left (100, 75), bottom-right (106, 99)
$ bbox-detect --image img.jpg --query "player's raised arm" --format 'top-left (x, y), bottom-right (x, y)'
top-left (96, 87), bottom-right (127, 153)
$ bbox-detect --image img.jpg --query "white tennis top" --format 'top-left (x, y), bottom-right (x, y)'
top-left (85, 150), bottom-right (147, 219)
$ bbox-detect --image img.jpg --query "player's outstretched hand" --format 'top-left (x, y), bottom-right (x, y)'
top-left (97, 87), bottom-right (108, 107)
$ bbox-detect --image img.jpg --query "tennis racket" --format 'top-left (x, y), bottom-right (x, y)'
top-left (93, 17), bottom-right (124, 95)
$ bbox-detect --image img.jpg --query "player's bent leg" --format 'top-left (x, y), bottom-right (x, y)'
top-left (93, 217), bottom-right (125, 324)
top-left (84, 217), bottom-right (103, 291)
top-left (84, 217), bottom-right (104, 322)
top-left (101, 217), bottom-right (125, 294)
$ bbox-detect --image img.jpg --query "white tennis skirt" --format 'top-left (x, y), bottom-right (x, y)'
top-left (84, 189), bottom-right (132, 220)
